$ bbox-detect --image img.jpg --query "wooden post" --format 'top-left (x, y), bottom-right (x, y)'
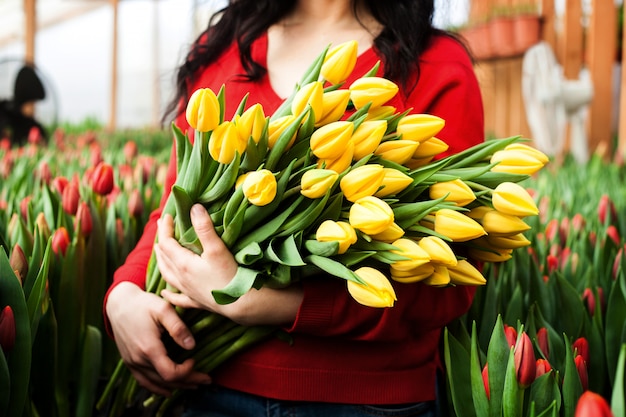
top-left (586, 0), bottom-right (617, 157)
top-left (539, 0), bottom-right (556, 53)
top-left (23, 0), bottom-right (37, 118)
top-left (109, 0), bottom-right (119, 132)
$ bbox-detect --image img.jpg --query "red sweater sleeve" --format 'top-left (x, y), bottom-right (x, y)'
top-left (289, 35), bottom-right (484, 341)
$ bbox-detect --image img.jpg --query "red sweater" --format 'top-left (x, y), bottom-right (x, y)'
top-left (106, 32), bottom-right (484, 404)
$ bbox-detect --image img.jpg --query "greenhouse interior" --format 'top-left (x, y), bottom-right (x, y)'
top-left (1, 0), bottom-right (625, 416)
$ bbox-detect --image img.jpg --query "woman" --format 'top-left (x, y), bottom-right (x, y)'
top-left (105, 0), bottom-right (484, 415)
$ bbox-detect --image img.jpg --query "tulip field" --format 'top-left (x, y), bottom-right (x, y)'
top-left (1, 118), bottom-right (625, 417)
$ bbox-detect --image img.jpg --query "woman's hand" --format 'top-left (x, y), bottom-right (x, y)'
top-left (105, 282), bottom-right (212, 396)
top-left (156, 204), bottom-right (303, 326)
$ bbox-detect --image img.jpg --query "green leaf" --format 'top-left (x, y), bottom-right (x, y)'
top-left (487, 316), bottom-right (511, 417)
top-left (443, 328), bottom-right (477, 417)
top-left (0, 349), bottom-right (9, 417)
top-left (606, 278), bottom-right (626, 387)
top-left (0, 249), bottom-right (31, 417)
top-left (172, 185), bottom-right (194, 237)
top-left (74, 325), bottom-right (102, 417)
top-left (561, 334), bottom-right (583, 417)
top-left (264, 235), bottom-right (306, 267)
top-left (212, 266), bottom-right (263, 305)
top-left (234, 242), bottom-right (263, 265)
top-left (529, 371), bottom-right (562, 416)
top-left (611, 344), bottom-right (626, 417)
top-left (304, 239), bottom-right (339, 257)
top-left (305, 255), bottom-right (364, 284)
top-left (470, 322), bottom-right (489, 416)
top-left (554, 273), bottom-right (585, 339)
top-left (501, 345), bottom-right (523, 417)
top-left (26, 240), bottom-right (52, 342)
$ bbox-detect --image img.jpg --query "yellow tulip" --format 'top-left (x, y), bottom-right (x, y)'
top-left (391, 263), bottom-right (435, 283)
top-left (370, 222), bottom-right (405, 243)
top-left (235, 103), bottom-right (266, 144)
top-left (374, 168), bottom-right (414, 198)
top-left (491, 182), bottom-right (539, 217)
top-left (448, 260), bottom-right (486, 286)
top-left (300, 169), bottom-right (339, 199)
top-left (486, 233), bottom-right (531, 249)
top-left (429, 179), bottom-right (476, 207)
top-left (317, 90), bottom-right (351, 126)
top-left (466, 205), bottom-right (494, 221)
top-left (316, 220), bottom-right (357, 254)
top-left (374, 139), bottom-right (419, 165)
top-left (396, 114), bottom-right (445, 143)
top-left (292, 81), bottom-right (324, 124)
top-left (235, 172), bottom-right (250, 189)
top-left (503, 143), bottom-right (549, 164)
top-left (340, 164), bottom-right (385, 202)
top-left (434, 208), bottom-right (487, 242)
top-left (321, 40), bottom-right (358, 85)
top-left (412, 137), bottom-right (449, 159)
top-left (209, 121), bottom-right (246, 164)
top-left (317, 140), bottom-right (354, 173)
top-left (348, 267), bottom-right (397, 308)
top-left (490, 146), bottom-right (548, 175)
top-left (481, 210), bottom-right (531, 236)
top-left (186, 88), bottom-right (220, 132)
top-left (349, 196), bottom-right (395, 235)
top-left (268, 115), bottom-right (298, 150)
top-left (310, 121), bottom-right (354, 160)
top-left (468, 243), bottom-right (513, 263)
top-left (391, 238), bottom-right (431, 271)
top-left (422, 265), bottom-right (451, 287)
top-left (352, 120), bottom-right (387, 160)
top-left (418, 236), bottom-right (457, 267)
top-left (366, 105), bottom-right (397, 121)
top-left (349, 77), bottom-right (399, 110)
top-left (242, 169), bottom-right (277, 206)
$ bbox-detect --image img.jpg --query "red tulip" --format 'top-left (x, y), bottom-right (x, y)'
top-left (91, 162), bottom-right (115, 196)
top-left (75, 202), bottom-right (93, 237)
top-left (544, 218), bottom-right (559, 242)
top-left (9, 244), bottom-right (27, 285)
top-left (128, 189), bottom-right (144, 218)
top-left (52, 176), bottom-right (69, 195)
top-left (504, 324), bottom-right (517, 347)
top-left (598, 194), bottom-right (617, 225)
top-left (571, 213), bottom-right (586, 234)
top-left (606, 225), bottom-right (620, 246)
top-left (90, 143), bottom-right (103, 166)
top-left (51, 227), bottom-right (71, 256)
top-left (514, 332), bottom-right (536, 388)
top-left (614, 245), bottom-right (625, 280)
top-left (536, 327), bottom-right (550, 359)
top-left (572, 337), bottom-right (590, 365)
top-left (575, 354), bottom-right (589, 391)
top-left (61, 181), bottom-right (80, 215)
top-left (0, 137), bottom-right (10, 151)
top-left (546, 254), bottom-right (559, 274)
top-left (0, 305), bottom-right (16, 353)
top-left (482, 363), bottom-right (490, 400)
top-left (535, 358), bottom-right (552, 378)
top-left (38, 161), bottom-right (51, 184)
top-left (575, 391), bottom-right (614, 417)
top-left (20, 195), bottom-right (32, 221)
top-left (28, 126), bottom-right (43, 145)
top-left (123, 140), bottom-right (138, 163)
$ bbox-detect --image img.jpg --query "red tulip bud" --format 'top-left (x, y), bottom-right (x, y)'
top-left (536, 327), bottom-right (550, 359)
top-left (606, 225), bottom-right (620, 246)
top-left (514, 332), bottom-right (536, 388)
top-left (0, 137), bottom-right (9, 151)
top-left (28, 126), bottom-right (43, 145)
top-left (545, 219), bottom-right (559, 242)
top-left (61, 181), bottom-right (80, 215)
top-left (90, 143), bottom-right (103, 166)
top-left (614, 246), bottom-right (625, 280)
top-left (91, 162), bottom-right (115, 195)
top-left (20, 195), bottom-right (32, 221)
top-left (575, 354), bottom-right (589, 391)
top-left (575, 391), bottom-right (614, 417)
top-left (0, 305), bottom-right (16, 353)
top-left (482, 363), bottom-right (490, 400)
top-left (572, 337), bottom-right (589, 365)
top-left (128, 189), bottom-right (144, 218)
top-left (535, 358), bottom-right (552, 378)
top-left (75, 202), bottom-right (93, 237)
top-left (571, 213), bottom-right (585, 234)
top-left (51, 227), bottom-right (71, 256)
top-left (598, 194), bottom-right (617, 225)
top-left (9, 244), bottom-right (27, 285)
top-left (546, 254), bottom-right (559, 274)
top-left (504, 324), bottom-right (517, 347)
top-left (116, 218), bottom-right (125, 247)
top-left (123, 140), bottom-right (138, 163)
top-left (52, 176), bottom-right (69, 195)
top-left (38, 161), bottom-right (51, 184)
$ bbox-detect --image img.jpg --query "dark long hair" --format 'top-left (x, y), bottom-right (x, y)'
top-left (163, 0), bottom-right (440, 124)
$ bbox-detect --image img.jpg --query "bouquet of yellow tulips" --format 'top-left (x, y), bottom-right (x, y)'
top-left (97, 40), bottom-right (549, 416)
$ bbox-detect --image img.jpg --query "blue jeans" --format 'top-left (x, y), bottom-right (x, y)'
top-left (182, 386), bottom-right (436, 417)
